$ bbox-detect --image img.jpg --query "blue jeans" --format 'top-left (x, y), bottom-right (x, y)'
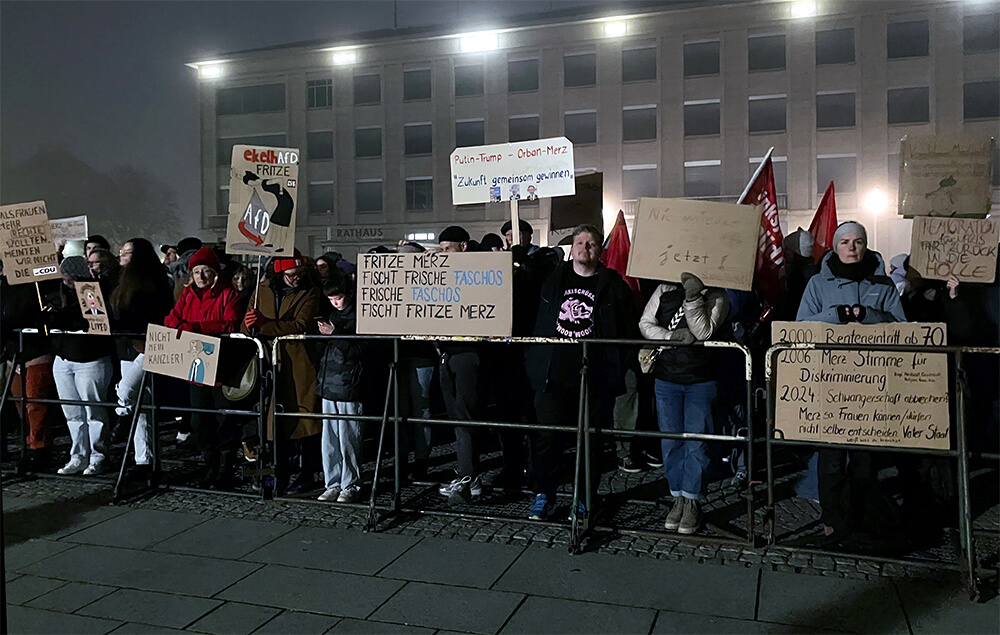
top-left (654, 379), bottom-right (716, 500)
top-left (320, 399), bottom-right (363, 491)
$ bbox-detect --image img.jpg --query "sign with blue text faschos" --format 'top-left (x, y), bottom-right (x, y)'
top-left (357, 251), bottom-right (512, 337)
top-left (0, 200), bottom-right (62, 285)
top-left (450, 137), bottom-right (575, 206)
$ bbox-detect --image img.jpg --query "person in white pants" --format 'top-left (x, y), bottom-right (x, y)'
top-left (116, 354), bottom-right (150, 465)
top-left (54, 356), bottom-right (113, 473)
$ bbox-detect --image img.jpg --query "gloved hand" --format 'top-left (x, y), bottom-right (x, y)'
top-left (681, 272), bottom-right (705, 300)
top-left (244, 309), bottom-right (266, 329)
top-left (851, 305), bottom-right (867, 322)
top-left (672, 328), bottom-right (697, 345)
top-left (836, 305), bottom-right (854, 323)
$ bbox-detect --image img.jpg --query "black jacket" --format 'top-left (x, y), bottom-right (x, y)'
top-left (110, 276), bottom-right (175, 361)
top-left (316, 301), bottom-right (363, 402)
top-left (0, 278), bottom-right (57, 361)
top-left (525, 261), bottom-right (639, 397)
top-left (45, 282), bottom-right (115, 363)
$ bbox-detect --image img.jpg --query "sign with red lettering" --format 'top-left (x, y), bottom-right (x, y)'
top-left (909, 217), bottom-right (998, 283)
top-left (0, 200), bottom-right (61, 286)
top-left (226, 145), bottom-right (299, 256)
top-left (450, 137), bottom-right (575, 205)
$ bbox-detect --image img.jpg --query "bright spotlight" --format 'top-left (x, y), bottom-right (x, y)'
top-left (863, 188), bottom-right (889, 214)
top-left (791, 1), bottom-right (817, 18)
top-left (198, 64), bottom-right (223, 79)
top-left (333, 51), bottom-right (357, 65)
top-left (459, 31), bottom-right (499, 53)
top-left (604, 21), bottom-right (627, 37)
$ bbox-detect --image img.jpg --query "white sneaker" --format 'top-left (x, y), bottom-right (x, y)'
top-left (57, 459), bottom-right (86, 475)
top-left (317, 488), bottom-right (340, 501)
top-left (437, 475), bottom-right (482, 498)
top-left (83, 462), bottom-right (104, 476)
top-left (176, 431), bottom-right (191, 443)
top-left (337, 487), bottom-right (361, 503)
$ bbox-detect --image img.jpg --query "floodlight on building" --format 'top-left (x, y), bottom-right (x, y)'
top-left (603, 21), bottom-right (627, 37)
top-left (198, 63), bottom-right (223, 79)
top-left (459, 31), bottom-right (499, 53)
top-left (863, 188), bottom-right (889, 214)
top-left (790, 1), bottom-right (817, 18)
top-left (333, 50), bottom-right (358, 65)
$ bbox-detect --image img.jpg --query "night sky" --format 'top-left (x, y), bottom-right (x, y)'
top-left (1, 0), bottom-right (617, 236)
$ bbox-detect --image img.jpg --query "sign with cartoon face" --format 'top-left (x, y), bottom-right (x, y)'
top-left (143, 324), bottom-right (221, 386)
top-left (74, 281), bottom-right (111, 334)
top-left (0, 200), bottom-right (62, 286)
top-left (898, 134), bottom-right (994, 218)
top-left (226, 145), bottom-right (300, 256)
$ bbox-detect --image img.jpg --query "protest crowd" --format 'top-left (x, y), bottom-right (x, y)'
top-left (1, 209), bottom-right (998, 554)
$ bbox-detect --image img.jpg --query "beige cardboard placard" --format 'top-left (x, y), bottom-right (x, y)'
top-left (898, 134), bottom-right (994, 218)
top-left (50, 215), bottom-right (89, 243)
top-left (143, 324), bottom-right (221, 386)
top-left (74, 281), bottom-right (111, 335)
top-left (226, 145), bottom-right (299, 255)
top-left (0, 200), bottom-right (61, 285)
top-left (626, 197), bottom-right (760, 291)
top-left (909, 217), bottom-right (998, 283)
top-left (357, 251), bottom-right (513, 337)
top-left (772, 321), bottom-right (949, 450)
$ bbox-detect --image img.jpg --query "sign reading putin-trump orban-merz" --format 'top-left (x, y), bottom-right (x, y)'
top-left (450, 137), bottom-right (575, 205)
top-left (226, 145), bottom-right (299, 256)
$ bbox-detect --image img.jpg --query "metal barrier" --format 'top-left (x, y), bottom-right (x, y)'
top-left (764, 342), bottom-right (1000, 601)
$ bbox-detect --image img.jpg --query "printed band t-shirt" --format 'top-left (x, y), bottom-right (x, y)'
top-left (550, 270), bottom-right (598, 386)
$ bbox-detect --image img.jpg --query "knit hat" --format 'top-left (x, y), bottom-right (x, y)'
top-left (500, 219), bottom-right (533, 235)
top-left (62, 240), bottom-right (86, 258)
top-left (439, 225), bottom-right (470, 244)
top-left (480, 233), bottom-right (504, 251)
top-left (274, 249), bottom-right (305, 273)
top-left (335, 259), bottom-right (357, 275)
top-left (188, 247), bottom-right (221, 273)
top-left (890, 254), bottom-right (907, 271)
top-left (782, 228), bottom-right (814, 258)
top-left (833, 221), bottom-right (867, 246)
top-left (177, 237), bottom-right (203, 255)
top-left (60, 256), bottom-right (90, 279)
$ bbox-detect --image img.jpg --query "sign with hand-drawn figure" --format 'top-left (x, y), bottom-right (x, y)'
top-left (226, 145), bottom-right (299, 255)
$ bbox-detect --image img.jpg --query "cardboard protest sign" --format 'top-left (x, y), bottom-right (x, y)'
top-left (550, 172), bottom-right (602, 231)
top-left (0, 200), bottom-right (61, 285)
top-left (772, 322), bottom-right (949, 450)
top-left (626, 197), bottom-right (760, 291)
top-left (909, 217), bottom-right (998, 283)
top-left (898, 134), bottom-right (994, 218)
top-left (74, 281), bottom-right (111, 335)
top-left (357, 251), bottom-right (513, 337)
top-left (226, 145), bottom-right (299, 255)
top-left (50, 215), bottom-right (89, 244)
top-left (450, 137), bottom-right (575, 205)
top-left (143, 324), bottom-right (221, 386)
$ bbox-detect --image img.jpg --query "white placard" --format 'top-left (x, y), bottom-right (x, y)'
top-left (450, 137), bottom-right (575, 205)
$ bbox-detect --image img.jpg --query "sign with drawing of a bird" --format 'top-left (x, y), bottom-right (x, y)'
top-left (226, 145), bottom-right (300, 255)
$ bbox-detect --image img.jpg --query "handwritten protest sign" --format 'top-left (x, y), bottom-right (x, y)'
top-left (909, 217), bottom-right (998, 283)
top-left (626, 197), bottom-right (760, 291)
top-left (898, 134), bottom-right (994, 218)
top-left (74, 281), bottom-right (111, 335)
top-left (226, 145), bottom-right (299, 255)
top-left (450, 137), bottom-right (575, 205)
top-left (772, 322), bottom-right (949, 450)
top-left (143, 324), bottom-right (220, 386)
top-left (0, 200), bottom-right (61, 285)
top-left (357, 251), bottom-right (512, 337)
top-left (50, 215), bottom-right (89, 244)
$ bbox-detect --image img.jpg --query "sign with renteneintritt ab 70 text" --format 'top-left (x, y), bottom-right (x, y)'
top-left (357, 252), bottom-right (512, 337)
top-left (772, 322), bottom-right (949, 450)
top-left (0, 200), bottom-right (61, 285)
top-left (450, 137), bottom-right (575, 205)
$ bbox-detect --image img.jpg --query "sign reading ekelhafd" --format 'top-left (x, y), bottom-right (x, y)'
top-left (227, 145), bottom-right (299, 256)
top-left (357, 251), bottom-right (513, 337)
top-left (0, 200), bottom-right (61, 285)
top-left (772, 322), bottom-right (949, 450)
top-left (450, 137), bottom-right (575, 205)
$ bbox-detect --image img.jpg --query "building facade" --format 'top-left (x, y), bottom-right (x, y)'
top-left (193, 0), bottom-right (999, 259)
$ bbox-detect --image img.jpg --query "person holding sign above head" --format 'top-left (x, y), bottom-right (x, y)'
top-left (164, 247), bottom-right (243, 487)
top-left (639, 272), bottom-right (729, 534)
top-left (796, 221), bottom-right (907, 551)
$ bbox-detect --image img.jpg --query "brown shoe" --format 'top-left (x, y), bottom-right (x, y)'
top-left (678, 499), bottom-right (701, 535)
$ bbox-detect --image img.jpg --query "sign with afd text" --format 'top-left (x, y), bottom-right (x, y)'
top-left (357, 251), bottom-right (513, 337)
top-left (898, 134), bottom-right (994, 218)
top-left (227, 145), bottom-right (299, 256)
top-left (626, 197), bottom-right (760, 291)
top-left (909, 217), bottom-right (998, 283)
top-left (772, 322), bottom-right (949, 450)
top-left (450, 137), bottom-right (575, 206)
top-left (50, 215), bottom-right (89, 243)
top-left (74, 281), bottom-right (111, 335)
top-left (143, 324), bottom-right (221, 386)
top-left (0, 200), bottom-right (61, 285)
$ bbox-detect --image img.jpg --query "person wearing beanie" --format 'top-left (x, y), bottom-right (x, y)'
top-left (85, 235), bottom-right (110, 257)
top-left (438, 225), bottom-right (470, 252)
top-left (480, 233), bottom-right (504, 252)
top-left (242, 248), bottom-right (325, 494)
top-left (500, 219), bottom-right (538, 254)
top-left (164, 246), bottom-right (243, 487)
top-left (796, 220), bottom-right (906, 549)
top-left (316, 251), bottom-right (343, 281)
top-left (889, 253), bottom-right (909, 296)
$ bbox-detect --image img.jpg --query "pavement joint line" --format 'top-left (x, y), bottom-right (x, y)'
top-left (494, 592), bottom-right (530, 634)
top-left (370, 534), bottom-right (426, 577)
top-left (486, 544), bottom-right (527, 591)
top-left (893, 580), bottom-right (916, 635)
top-left (362, 578), bottom-right (409, 621)
top-left (8, 576), bottom-right (70, 606)
top-left (752, 566), bottom-right (763, 620)
top-left (207, 561), bottom-right (268, 601)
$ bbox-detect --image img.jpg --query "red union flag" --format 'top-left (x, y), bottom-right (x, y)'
top-left (739, 155), bottom-right (786, 308)
top-left (809, 181), bottom-right (838, 262)
top-left (600, 210), bottom-right (643, 308)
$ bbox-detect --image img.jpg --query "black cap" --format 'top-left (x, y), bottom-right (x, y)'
top-left (500, 219), bottom-right (532, 235)
top-left (177, 237), bottom-right (203, 254)
top-left (480, 233), bottom-right (504, 251)
top-left (160, 244), bottom-right (176, 255)
top-left (438, 225), bottom-right (470, 243)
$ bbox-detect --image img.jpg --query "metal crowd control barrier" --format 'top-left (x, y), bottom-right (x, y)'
top-left (764, 342), bottom-right (1000, 601)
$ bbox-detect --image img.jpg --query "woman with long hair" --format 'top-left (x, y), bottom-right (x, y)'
top-left (110, 237), bottom-right (175, 475)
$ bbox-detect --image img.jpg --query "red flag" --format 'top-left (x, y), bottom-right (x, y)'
top-left (809, 182), bottom-right (838, 262)
top-left (600, 210), bottom-right (642, 307)
top-left (740, 156), bottom-right (786, 308)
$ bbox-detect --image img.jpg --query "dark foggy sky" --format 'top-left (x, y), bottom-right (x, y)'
top-left (0, 0), bottom-right (614, 233)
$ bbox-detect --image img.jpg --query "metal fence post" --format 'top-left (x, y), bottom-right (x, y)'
top-left (113, 371), bottom-right (148, 503)
top-left (392, 338), bottom-right (402, 510)
top-left (366, 359), bottom-right (397, 532)
top-left (953, 351), bottom-right (980, 600)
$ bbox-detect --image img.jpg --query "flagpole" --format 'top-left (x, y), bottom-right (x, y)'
top-left (737, 146), bottom-right (774, 205)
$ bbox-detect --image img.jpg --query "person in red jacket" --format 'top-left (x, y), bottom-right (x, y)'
top-left (164, 247), bottom-right (242, 487)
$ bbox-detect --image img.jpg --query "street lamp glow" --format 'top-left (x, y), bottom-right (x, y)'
top-left (332, 51), bottom-right (357, 65)
top-left (863, 188), bottom-right (889, 214)
top-left (459, 31), bottom-right (498, 53)
top-left (603, 21), bottom-right (627, 37)
top-left (791, 1), bottom-right (817, 18)
top-left (198, 64), bottom-right (223, 79)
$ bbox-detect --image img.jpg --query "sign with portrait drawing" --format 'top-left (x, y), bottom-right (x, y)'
top-left (143, 324), bottom-right (221, 386)
top-left (74, 281), bottom-right (111, 335)
top-left (226, 145), bottom-right (299, 256)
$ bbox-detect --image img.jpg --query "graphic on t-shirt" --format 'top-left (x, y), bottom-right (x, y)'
top-left (556, 287), bottom-right (595, 338)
